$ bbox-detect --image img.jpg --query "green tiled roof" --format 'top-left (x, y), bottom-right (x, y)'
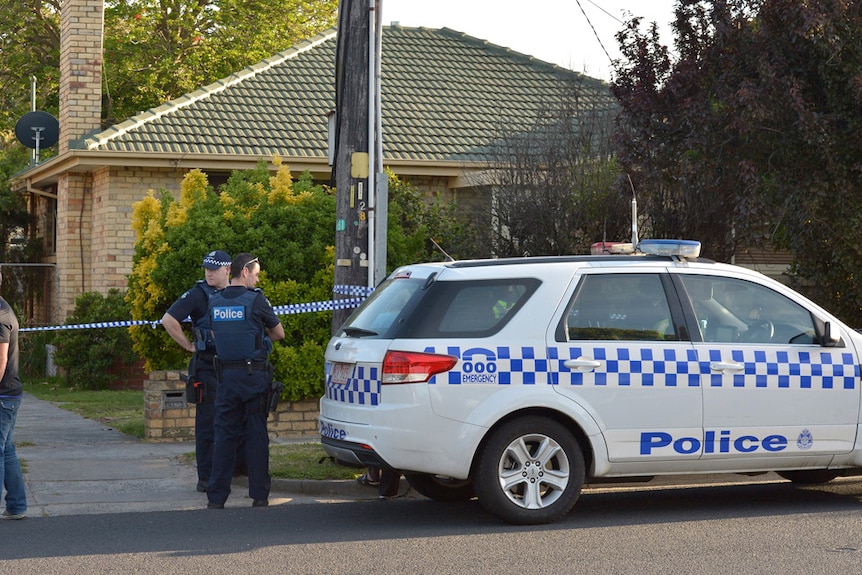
top-left (84, 25), bottom-right (615, 164)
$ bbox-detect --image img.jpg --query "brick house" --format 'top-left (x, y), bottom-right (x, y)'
top-left (12, 0), bottom-right (614, 325)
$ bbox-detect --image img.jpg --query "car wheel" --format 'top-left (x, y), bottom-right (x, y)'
top-left (475, 416), bottom-right (584, 525)
top-left (404, 473), bottom-right (476, 501)
top-left (776, 470), bottom-right (840, 484)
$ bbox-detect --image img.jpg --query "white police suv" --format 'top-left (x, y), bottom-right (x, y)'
top-left (319, 240), bottom-right (862, 524)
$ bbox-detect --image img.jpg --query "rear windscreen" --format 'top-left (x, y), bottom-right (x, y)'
top-left (340, 277), bottom-right (541, 339)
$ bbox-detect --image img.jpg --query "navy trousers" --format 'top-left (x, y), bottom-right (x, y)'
top-left (207, 368), bottom-right (271, 505)
top-left (193, 368), bottom-right (218, 482)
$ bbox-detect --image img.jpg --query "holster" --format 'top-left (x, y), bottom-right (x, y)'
top-left (268, 380), bottom-right (284, 413)
top-left (181, 372), bottom-right (205, 404)
top-left (182, 352), bottom-right (213, 404)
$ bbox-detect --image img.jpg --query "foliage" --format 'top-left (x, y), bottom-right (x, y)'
top-left (0, 136), bottom-right (40, 317)
top-left (385, 171), bottom-right (485, 262)
top-left (102, 0), bottom-right (337, 122)
top-left (17, 330), bottom-right (53, 380)
top-left (0, 2), bottom-right (60, 305)
top-left (130, 162), bottom-right (339, 399)
top-left (0, 1), bottom-right (60, 131)
top-left (611, 0), bottom-right (862, 323)
top-left (475, 79), bottom-right (628, 257)
top-left (51, 290), bottom-right (139, 390)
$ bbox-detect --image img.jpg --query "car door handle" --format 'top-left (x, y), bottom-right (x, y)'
top-left (564, 358), bottom-right (602, 372)
top-left (710, 361), bottom-right (744, 373)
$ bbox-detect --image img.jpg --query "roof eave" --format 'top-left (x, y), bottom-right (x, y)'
top-left (12, 149), bottom-right (491, 191)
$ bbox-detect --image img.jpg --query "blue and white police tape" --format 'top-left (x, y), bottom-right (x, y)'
top-left (272, 297), bottom-right (365, 316)
top-left (20, 294), bottom-right (368, 333)
top-left (333, 284), bottom-right (374, 297)
top-left (21, 319), bottom-right (162, 333)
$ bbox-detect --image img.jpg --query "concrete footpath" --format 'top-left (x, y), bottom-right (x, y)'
top-left (12, 393), bottom-right (378, 517)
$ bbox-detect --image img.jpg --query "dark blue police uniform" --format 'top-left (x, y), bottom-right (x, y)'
top-left (165, 281), bottom-right (220, 488)
top-left (206, 286), bottom-right (280, 507)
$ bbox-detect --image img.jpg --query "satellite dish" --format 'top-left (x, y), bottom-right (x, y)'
top-left (15, 111), bottom-right (59, 164)
top-left (16, 111), bottom-right (59, 149)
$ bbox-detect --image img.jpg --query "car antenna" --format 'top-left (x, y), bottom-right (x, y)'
top-left (430, 237), bottom-right (454, 262)
top-left (627, 174), bottom-right (639, 247)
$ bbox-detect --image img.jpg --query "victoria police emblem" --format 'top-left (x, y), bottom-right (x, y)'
top-left (796, 429), bottom-right (814, 450)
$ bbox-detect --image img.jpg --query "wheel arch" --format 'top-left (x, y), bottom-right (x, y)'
top-left (469, 407), bottom-right (596, 481)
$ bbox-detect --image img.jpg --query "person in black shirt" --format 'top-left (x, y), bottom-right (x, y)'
top-left (0, 270), bottom-right (26, 520)
top-left (162, 250), bottom-right (232, 492)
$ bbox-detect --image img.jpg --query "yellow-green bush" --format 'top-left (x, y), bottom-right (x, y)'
top-left (127, 160), bottom-right (478, 401)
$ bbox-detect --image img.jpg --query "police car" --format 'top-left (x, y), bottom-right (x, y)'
top-left (319, 240), bottom-right (862, 524)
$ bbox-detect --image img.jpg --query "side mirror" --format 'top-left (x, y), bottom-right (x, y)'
top-left (822, 321), bottom-right (841, 347)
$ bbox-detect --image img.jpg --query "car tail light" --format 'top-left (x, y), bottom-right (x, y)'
top-left (382, 350), bottom-right (458, 384)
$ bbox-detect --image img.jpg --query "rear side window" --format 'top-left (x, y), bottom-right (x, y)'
top-left (564, 273), bottom-right (677, 341)
top-left (339, 277), bottom-right (425, 337)
top-left (398, 278), bottom-right (541, 338)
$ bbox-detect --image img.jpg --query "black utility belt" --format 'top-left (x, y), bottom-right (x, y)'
top-left (217, 359), bottom-right (270, 370)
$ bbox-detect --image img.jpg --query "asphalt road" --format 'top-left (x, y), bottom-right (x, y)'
top-left (2, 475), bottom-right (860, 574)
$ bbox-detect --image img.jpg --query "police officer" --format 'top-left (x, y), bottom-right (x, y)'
top-left (161, 250), bottom-right (231, 492)
top-left (206, 253), bottom-right (284, 509)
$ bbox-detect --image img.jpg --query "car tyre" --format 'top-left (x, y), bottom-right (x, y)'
top-left (475, 416), bottom-right (584, 525)
top-left (776, 469), bottom-right (840, 484)
top-left (404, 473), bottom-right (476, 501)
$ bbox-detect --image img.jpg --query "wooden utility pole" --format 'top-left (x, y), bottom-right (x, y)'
top-left (332, 0), bottom-right (385, 332)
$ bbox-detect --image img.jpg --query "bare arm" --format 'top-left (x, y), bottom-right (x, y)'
top-left (266, 322), bottom-right (285, 343)
top-left (0, 341), bottom-right (8, 379)
top-left (161, 313), bottom-right (194, 353)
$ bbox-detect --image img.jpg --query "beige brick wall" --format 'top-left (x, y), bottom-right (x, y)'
top-left (55, 172), bottom-right (92, 321)
top-left (54, 166), bottom-right (185, 319)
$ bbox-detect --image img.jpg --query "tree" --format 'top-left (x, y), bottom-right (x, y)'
top-left (611, 0), bottom-right (862, 323)
top-left (0, 136), bottom-right (41, 320)
top-left (385, 170), bottom-right (484, 263)
top-left (0, 1), bottom-right (60, 131)
top-left (0, 3), bottom-right (61, 264)
top-left (477, 79), bottom-right (629, 257)
top-left (102, 0), bottom-right (338, 122)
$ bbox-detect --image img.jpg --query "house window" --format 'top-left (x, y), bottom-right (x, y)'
top-left (44, 198), bottom-right (56, 255)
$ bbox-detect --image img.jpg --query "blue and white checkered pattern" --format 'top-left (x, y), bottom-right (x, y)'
top-left (325, 363), bottom-right (380, 406)
top-left (326, 344), bottom-right (859, 405)
top-left (558, 346), bottom-right (705, 387)
top-left (708, 348), bottom-right (858, 390)
top-left (427, 345), bottom-right (859, 390)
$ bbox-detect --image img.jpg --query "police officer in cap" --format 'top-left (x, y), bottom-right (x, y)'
top-left (206, 253), bottom-right (284, 509)
top-left (162, 250), bottom-right (231, 492)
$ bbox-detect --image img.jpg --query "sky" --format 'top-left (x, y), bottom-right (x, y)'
top-left (381, 0), bottom-right (677, 82)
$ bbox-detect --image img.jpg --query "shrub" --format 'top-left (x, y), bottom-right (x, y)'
top-left (51, 289), bottom-right (139, 390)
top-left (18, 329), bottom-right (52, 379)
